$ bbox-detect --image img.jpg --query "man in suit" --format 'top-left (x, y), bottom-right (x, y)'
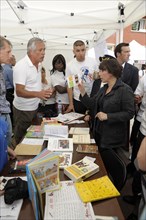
top-left (114, 42), bottom-right (139, 92)
top-left (114, 43), bottom-right (139, 151)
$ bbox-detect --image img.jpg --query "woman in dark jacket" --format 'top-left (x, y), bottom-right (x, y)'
top-left (78, 59), bottom-right (135, 151)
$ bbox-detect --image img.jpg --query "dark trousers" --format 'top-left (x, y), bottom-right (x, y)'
top-left (13, 106), bottom-right (37, 145)
top-left (73, 99), bottom-right (87, 114)
top-left (6, 88), bottom-right (14, 126)
top-left (130, 118), bottom-right (141, 146)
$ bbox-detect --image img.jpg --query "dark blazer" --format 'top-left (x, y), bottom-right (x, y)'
top-left (80, 79), bottom-right (135, 149)
top-left (122, 62), bottom-right (139, 92)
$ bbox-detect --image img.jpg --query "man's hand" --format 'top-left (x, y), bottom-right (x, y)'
top-left (38, 88), bottom-right (53, 100)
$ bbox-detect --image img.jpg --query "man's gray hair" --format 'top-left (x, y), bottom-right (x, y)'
top-left (0, 36), bottom-right (12, 49)
top-left (27, 37), bottom-right (44, 53)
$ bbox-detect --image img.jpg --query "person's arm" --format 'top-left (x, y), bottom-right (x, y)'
top-left (15, 84), bottom-right (52, 100)
top-left (8, 147), bottom-right (16, 160)
top-left (54, 85), bottom-right (67, 94)
top-left (137, 137), bottom-right (146, 172)
top-left (65, 87), bottom-right (74, 112)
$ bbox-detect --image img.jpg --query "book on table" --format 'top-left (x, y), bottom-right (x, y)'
top-left (25, 125), bottom-right (44, 138)
top-left (47, 137), bottom-right (73, 152)
top-left (73, 134), bottom-right (91, 144)
top-left (14, 138), bottom-right (45, 155)
top-left (44, 181), bottom-right (95, 220)
top-left (76, 144), bottom-right (98, 154)
top-left (64, 157), bottom-right (99, 182)
top-left (75, 175), bottom-right (120, 203)
top-left (26, 149), bottom-right (60, 220)
top-left (9, 159), bottom-right (31, 173)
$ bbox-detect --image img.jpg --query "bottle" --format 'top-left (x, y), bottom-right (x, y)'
top-left (58, 99), bottom-right (62, 115)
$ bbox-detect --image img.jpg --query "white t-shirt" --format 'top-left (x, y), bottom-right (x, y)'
top-left (13, 55), bottom-right (42, 111)
top-left (51, 70), bottom-right (69, 104)
top-left (66, 56), bottom-right (98, 101)
top-left (40, 72), bottom-right (56, 105)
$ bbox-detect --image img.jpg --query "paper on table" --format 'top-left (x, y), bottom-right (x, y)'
top-left (21, 138), bottom-right (44, 145)
top-left (44, 125), bottom-right (68, 138)
top-left (44, 181), bottom-right (95, 220)
top-left (0, 196), bottom-right (23, 219)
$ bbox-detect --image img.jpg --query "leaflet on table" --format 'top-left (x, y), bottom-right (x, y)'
top-left (0, 195), bottom-right (23, 220)
top-left (47, 137), bottom-right (73, 152)
top-left (57, 112), bottom-right (84, 124)
top-left (44, 124), bottom-right (68, 138)
top-left (44, 181), bottom-right (95, 220)
top-left (69, 127), bottom-right (89, 135)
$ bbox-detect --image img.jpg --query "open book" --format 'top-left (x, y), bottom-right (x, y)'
top-left (26, 149), bottom-right (60, 220)
top-left (44, 181), bottom-right (95, 220)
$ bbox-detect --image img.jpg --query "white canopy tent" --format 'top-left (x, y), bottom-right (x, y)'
top-left (129, 40), bottom-right (146, 62)
top-left (1, 0), bottom-right (145, 50)
top-left (1, 0), bottom-right (145, 69)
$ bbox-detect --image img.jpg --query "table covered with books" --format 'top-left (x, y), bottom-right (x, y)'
top-left (1, 112), bottom-right (125, 220)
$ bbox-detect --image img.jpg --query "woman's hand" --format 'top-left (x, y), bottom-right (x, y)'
top-left (78, 82), bottom-right (86, 97)
top-left (96, 112), bottom-right (108, 121)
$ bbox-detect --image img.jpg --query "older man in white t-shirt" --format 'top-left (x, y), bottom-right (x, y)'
top-left (13, 37), bottom-right (52, 144)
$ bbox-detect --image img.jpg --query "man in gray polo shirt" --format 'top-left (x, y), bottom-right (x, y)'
top-left (0, 36), bottom-right (13, 145)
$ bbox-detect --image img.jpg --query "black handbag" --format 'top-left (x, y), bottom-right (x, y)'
top-left (4, 177), bottom-right (28, 204)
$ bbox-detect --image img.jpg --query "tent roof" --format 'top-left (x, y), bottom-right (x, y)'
top-left (1, 0), bottom-right (145, 50)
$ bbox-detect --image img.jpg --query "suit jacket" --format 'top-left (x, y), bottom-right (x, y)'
top-left (122, 62), bottom-right (139, 92)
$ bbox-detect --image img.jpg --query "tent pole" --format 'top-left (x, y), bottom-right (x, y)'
top-left (119, 22), bottom-right (124, 43)
top-left (116, 30), bottom-right (119, 45)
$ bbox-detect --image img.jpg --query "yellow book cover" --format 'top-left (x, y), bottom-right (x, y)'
top-left (75, 175), bottom-right (120, 203)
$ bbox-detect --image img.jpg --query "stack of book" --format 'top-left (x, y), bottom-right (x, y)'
top-left (64, 157), bottom-right (99, 182)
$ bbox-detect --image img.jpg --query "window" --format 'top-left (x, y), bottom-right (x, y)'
top-left (131, 19), bottom-right (146, 32)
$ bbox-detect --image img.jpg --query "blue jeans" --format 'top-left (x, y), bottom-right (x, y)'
top-left (0, 114), bottom-right (12, 146)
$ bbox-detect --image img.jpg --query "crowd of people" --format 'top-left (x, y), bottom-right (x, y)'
top-left (0, 35), bottom-right (145, 220)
